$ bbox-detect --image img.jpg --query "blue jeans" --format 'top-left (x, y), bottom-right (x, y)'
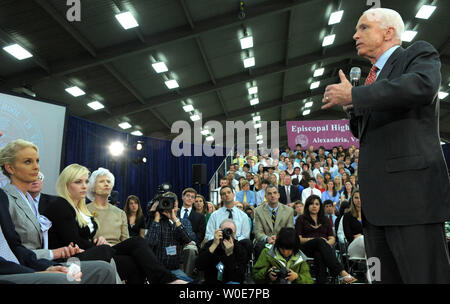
top-left (171, 269), bottom-right (193, 282)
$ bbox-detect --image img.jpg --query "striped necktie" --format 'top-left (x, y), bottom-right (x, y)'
top-left (365, 65), bottom-right (379, 85)
top-left (271, 209), bottom-right (276, 226)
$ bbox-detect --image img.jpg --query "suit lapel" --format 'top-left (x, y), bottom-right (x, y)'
top-left (4, 184), bottom-right (42, 235)
top-left (261, 204), bottom-right (274, 231)
top-left (360, 46), bottom-right (404, 138)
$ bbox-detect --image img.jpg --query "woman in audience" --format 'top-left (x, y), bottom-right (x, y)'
top-left (43, 164), bottom-right (185, 284)
top-left (194, 194), bottom-right (207, 214)
top-left (278, 171), bottom-right (286, 187)
top-left (334, 176), bottom-right (344, 195)
top-left (206, 202), bottom-right (216, 215)
top-left (253, 227), bottom-right (313, 284)
top-left (341, 172), bottom-right (350, 183)
top-left (299, 171), bottom-right (310, 189)
top-left (253, 174), bottom-right (263, 192)
top-left (257, 164), bottom-right (265, 177)
top-left (340, 181), bottom-right (353, 203)
top-left (124, 195), bottom-right (146, 238)
top-left (285, 160), bottom-right (295, 176)
top-left (321, 180), bottom-right (340, 210)
top-left (195, 194), bottom-right (212, 223)
top-left (315, 174), bottom-right (326, 193)
top-left (349, 175), bottom-right (358, 189)
top-left (295, 195), bottom-right (356, 284)
top-left (323, 172), bottom-right (332, 184)
top-left (342, 191), bottom-right (365, 259)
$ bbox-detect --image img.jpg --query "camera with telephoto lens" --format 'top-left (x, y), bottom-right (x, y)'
top-left (147, 183), bottom-right (174, 213)
top-left (221, 228), bottom-right (233, 241)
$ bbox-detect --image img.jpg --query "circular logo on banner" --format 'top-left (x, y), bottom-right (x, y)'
top-left (0, 99), bottom-right (44, 188)
top-left (295, 134), bottom-right (309, 147)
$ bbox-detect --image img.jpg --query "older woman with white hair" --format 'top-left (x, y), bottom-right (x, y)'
top-left (86, 167), bottom-right (128, 245)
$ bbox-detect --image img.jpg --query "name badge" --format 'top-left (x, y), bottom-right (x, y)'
top-left (165, 245), bottom-right (177, 256)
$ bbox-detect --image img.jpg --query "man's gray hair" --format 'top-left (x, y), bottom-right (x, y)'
top-left (219, 218), bottom-right (236, 230)
top-left (363, 8), bottom-right (404, 41)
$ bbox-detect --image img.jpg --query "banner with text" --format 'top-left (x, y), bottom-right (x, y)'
top-left (286, 120), bottom-right (359, 150)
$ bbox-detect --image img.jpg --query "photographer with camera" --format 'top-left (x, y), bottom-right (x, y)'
top-left (252, 227), bottom-right (313, 284)
top-left (146, 192), bottom-right (196, 282)
top-left (196, 219), bottom-right (249, 284)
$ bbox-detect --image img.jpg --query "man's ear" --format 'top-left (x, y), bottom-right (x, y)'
top-left (384, 26), bottom-right (396, 41)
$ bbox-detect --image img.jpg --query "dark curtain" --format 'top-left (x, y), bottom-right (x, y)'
top-left (64, 115), bottom-right (226, 212)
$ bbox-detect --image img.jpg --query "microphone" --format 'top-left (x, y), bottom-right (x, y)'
top-left (349, 67), bottom-right (361, 87)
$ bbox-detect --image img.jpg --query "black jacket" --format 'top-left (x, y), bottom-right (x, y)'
top-left (177, 208), bottom-right (206, 244)
top-left (196, 239), bottom-right (248, 284)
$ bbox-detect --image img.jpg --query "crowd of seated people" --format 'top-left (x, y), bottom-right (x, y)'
top-left (1, 135), bottom-right (368, 284)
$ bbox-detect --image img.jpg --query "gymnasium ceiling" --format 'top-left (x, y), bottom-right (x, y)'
top-left (0, 0), bottom-right (449, 149)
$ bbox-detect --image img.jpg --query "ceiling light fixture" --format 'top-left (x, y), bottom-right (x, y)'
top-left (253, 115), bottom-right (261, 122)
top-left (152, 61), bottom-right (168, 73)
top-left (165, 79), bottom-right (179, 89)
top-left (115, 11), bottom-right (139, 29)
top-left (313, 67), bottom-right (324, 77)
top-left (183, 104), bottom-right (194, 112)
top-left (416, 5), bottom-right (436, 19)
top-left (305, 101), bottom-right (313, 108)
top-left (248, 86), bottom-right (258, 95)
top-left (250, 97), bottom-right (259, 106)
top-left (118, 122), bottom-right (132, 129)
top-left (65, 86), bottom-right (85, 97)
top-left (310, 81), bottom-right (320, 90)
top-left (438, 91), bottom-right (448, 100)
top-left (328, 10), bottom-right (344, 25)
top-left (3, 44), bottom-right (33, 60)
top-left (87, 101), bottom-right (104, 110)
top-left (401, 30), bottom-right (417, 42)
top-left (243, 56), bottom-right (255, 68)
top-left (190, 114), bottom-right (201, 121)
top-left (131, 130), bottom-right (143, 136)
top-left (240, 35), bottom-right (254, 49)
top-left (322, 34), bottom-right (336, 47)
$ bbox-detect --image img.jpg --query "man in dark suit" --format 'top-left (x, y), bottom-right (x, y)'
top-left (278, 175), bottom-right (301, 207)
top-left (0, 186), bottom-right (79, 283)
top-left (322, 8), bottom-right (450, 283)
top-left (177, 188), bottom-right (206, 277)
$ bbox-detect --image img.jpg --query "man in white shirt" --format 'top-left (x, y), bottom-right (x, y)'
top-left (205, 185), bottom-right (252, 262)
top-left (301, 178), bottom-right (322, 204)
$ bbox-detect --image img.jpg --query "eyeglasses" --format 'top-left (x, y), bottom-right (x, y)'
top-left (185, 194), bottom-right (195, 199)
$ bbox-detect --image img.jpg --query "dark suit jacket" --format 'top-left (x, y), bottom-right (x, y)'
top-left (37, 193), bottom-right (58, 215)
top-left (0, 188), bottom-right (53, 275)
top-left (349, 41), bottom-right (450, 226)
top-left (177, 208), bottom-right (206, 245)
top-left (278, 185), bottom-right (301, 205)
